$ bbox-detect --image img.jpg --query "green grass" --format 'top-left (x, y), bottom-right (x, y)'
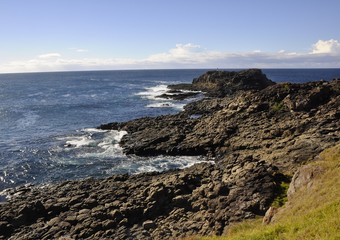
top-left (190, 144), bottom-right (340, 240)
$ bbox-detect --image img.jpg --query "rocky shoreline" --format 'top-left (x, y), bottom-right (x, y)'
top-left (1, 69), bottom-right (339, 239)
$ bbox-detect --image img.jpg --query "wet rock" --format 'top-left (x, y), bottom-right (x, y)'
top-left (104, 78), bottom-right (339, 174)
top-left (1, 70), bottom-right (339, 239)
top-left (156, 91), bottom-right (200, 100)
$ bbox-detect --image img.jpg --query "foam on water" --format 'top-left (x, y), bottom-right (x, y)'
top-left (55, 128), bottom-right (211, 175)
top-left (107, 155), bottom-right (214, 175)
top-left (137, 84), bottom-right (198, 110)
top-left (55, 128), bottom-right (127, 160)
top-left (0, 69), bottom-right (339, 191)
top-left (135, 84), bottom-right (169, 100)
top-left (146, 102), bottom-right (186, 110)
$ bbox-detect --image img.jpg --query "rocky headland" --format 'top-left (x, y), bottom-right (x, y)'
top-left (0, 69), bottom-right (339, 239)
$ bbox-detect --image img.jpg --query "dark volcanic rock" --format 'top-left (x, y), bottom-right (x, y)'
top-left (166, 69), bottom-right (275, 98)
top-left (2, 69), bottom-right (339, 239)
top-left (156, 90), bottom-right (200, 100)
top-left (100, 78), bottom-right (340, 173)
top-left (191, 69), bottom-right (275, 97)
top-left (0, 156), bottom-right (278, 240)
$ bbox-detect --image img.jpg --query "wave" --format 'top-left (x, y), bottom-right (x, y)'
top-left (106, 155), bottom-right (214, 175)
top-left (58, 128), bottom-right (126, 149)
top-left (135, 84), bottom-right (169, 100)
top-left (136, 84), bottom-right (195, 110)
top-left (146, 102), bottom-right (185, 110)
top-left (54, 128), bottom-right (212, 174)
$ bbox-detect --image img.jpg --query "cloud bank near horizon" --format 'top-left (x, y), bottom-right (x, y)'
top-left (1, 39), bottom-right (340, 73)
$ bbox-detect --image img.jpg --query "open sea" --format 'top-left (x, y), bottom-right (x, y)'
top-left (0, 69), bottom-right (339, 191)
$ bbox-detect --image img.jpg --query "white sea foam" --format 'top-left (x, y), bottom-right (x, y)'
top-left (94, 130), bottom-right (127, 157)
top-left (60, 129), bottom-right (127, 159)
top-left (136, 84), bottom-right (202, 110)
top-left (137, 84), bottom-right (188, 110)
top-left (107, 155), bottom-right (214, 175)
top-left (82, 128), bottom-right (108, 133)
top-left (28, 92), bottom-right (44, 97)
top-left (146, 102), bottom-right (175, 108)
top-left (65, 136), bottom-right (95, 148)
top-left (146, 102), bottom-right (186, 110)
top-left (135, 84), bottom-right (169, 100)
top-left (56, 128), bottom-right (211, 175)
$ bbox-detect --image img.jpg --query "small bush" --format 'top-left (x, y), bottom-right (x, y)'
top-left (271, 102), bottom-right (286, 111)
top-left (271, 181), bottom-right (290, 208)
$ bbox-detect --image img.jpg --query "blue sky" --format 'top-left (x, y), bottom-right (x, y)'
top-left (0, 0), bottom-right (339, 73)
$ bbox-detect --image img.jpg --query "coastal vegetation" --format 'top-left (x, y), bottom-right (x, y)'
top-left (193, 144), bottom-right (340, 240)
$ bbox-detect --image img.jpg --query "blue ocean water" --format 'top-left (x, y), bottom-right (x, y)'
top-left (0, 69), bottom-right (339, 191)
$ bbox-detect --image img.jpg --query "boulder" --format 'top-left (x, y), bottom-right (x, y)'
top-left (191, 69), bottom-right (275, 97)
top-left (287, 165), bottom-right (324, 200)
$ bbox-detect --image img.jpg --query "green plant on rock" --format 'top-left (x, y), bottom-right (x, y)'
top-left (271, 181), bottom-right (290, 208)
top-left (271, 101), bottom-right (286, 112)
top-left (282, 83), bottom-right (290, 91)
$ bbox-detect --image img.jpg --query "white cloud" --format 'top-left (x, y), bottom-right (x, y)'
top-left (38, 53), bottom-right (62, 59)
top-left (70, 48), bottom-right (89, 53)
top-left (1, 39), bottom-right (340, 73)
top-left (146, 43), bottom-right (224, 64)
top-left (311, 39), bottom-right (340, 54)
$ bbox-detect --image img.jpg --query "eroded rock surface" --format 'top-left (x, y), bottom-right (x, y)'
top-left (1, 69), bottom-right (339, 239)
top-left (0, 156), bottom-right (278, 240)
top-left (190, 68), bottom-right (275, 97)
top-left (102, 79), bottom-right (340, 174)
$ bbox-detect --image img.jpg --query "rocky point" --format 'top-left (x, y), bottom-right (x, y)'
top-left (0, 69), bottom-right (339, 239)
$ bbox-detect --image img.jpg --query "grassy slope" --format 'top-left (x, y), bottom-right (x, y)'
top-left (192, 144), bottom-right (340, 240)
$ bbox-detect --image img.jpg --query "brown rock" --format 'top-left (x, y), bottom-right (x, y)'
top-left (143, 220), bottom-right (156, 230)
top-left (287, 165), bottom-right (324, 200)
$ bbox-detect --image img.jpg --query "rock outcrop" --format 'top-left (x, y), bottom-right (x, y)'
top-left (0, 156), bottom-right (279, 240)
top-left (1, 69), bottom-right (339, 239)
top-left (101, 78), bottom-right (340, 174)
top-left (286, 165), bottom-right (324, 200)
top-left (190, 69), bottom-right (275, 97)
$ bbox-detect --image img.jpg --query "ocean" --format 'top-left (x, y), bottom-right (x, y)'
top-left (0, 68), bottom-right (339, 191)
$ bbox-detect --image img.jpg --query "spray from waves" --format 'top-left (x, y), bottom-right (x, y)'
top-left (54, 128), bottom-right (212, 176)
top-left (106, 155), bottom-right (214, 175)
top-left (0, 127), bottom-right (212, 192)
top-left (146, 102), bottom-right (186, 110)
top-left (135, 84), bottom-right (169, 100)
top-left (135, 84), bottom-right (202, 110)
top-left (56, 128), bottom-right (127, 157)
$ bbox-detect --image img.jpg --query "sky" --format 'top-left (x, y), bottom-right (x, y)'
top-left (0, 0), bottom-right (340, 73)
